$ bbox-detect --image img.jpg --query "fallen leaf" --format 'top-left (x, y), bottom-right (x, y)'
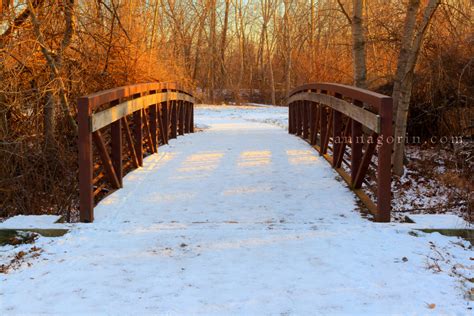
top-left (427, 303), bottom-right (436, 309)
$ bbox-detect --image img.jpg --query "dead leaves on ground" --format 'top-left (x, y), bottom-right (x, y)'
top-left (0, 246), bottom-right (43, 274)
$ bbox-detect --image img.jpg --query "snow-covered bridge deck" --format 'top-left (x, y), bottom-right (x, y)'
top-left (1, 106), bottom-right (470, 314)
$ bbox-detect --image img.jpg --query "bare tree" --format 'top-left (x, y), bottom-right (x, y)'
top-left (351, 0), bottom-right (367, 88)
top-left (337, 0), bottom-right (367, 88)
top-left (28, 0), bottom-right (78, 144)
top-left (260, 0), bottom-right (276, 104)
top-left (283, 0), bottom-right (292, 96)
top-left (220, 0), bottom-right (231, 83)
top-left (209, 0), bottom-right (217, 101)
top-left (392, 0), bottom-right (440, 175)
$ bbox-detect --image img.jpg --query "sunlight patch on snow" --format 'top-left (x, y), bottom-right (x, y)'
top-left (212, 123), bottom-right (265, 130)
top-left (237, 150), bottom-right (272, 167)
top-left (178, 165), bottom-right (219, 172)
top-left (147, 152), bottom-right (178, 169)
top-left (123, 153), bottom-right (178, 182)
top-left (100, 194), bottom-right (121, 206)
top-left (222, 185), bottom-right (273, 196)
top-left (286, 149), bottom-right (320, 165)
top-left (145, 192), bottom-right (197, 203)
top-left (169, 174), bottom-right (211, 181)
top-left (177, 151), bottom-right (225, 173)
top-left (186, 151), bottom-right (225, 162)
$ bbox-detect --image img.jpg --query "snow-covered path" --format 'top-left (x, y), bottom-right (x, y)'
top-left (1, 105), bottom-right (471, 314)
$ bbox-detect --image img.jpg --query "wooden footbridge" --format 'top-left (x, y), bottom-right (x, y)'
top-left (78, 82), bottom-right (393, 223)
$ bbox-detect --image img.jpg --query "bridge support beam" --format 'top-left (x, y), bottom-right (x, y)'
top-left (376, 98), bottom-right (393, 222)
top-left (162, 101), bottom-right (169, 144)
top-left (170, 100), bottom-right (178, 139)
top-left (178, 100), bottom-right (185, 136)
top-left (133, 107), bottom-right (143, 166)
top-left (150, 104), bottom-right (158, 151)
top-left (111, 112), bottom-right (123, 187)
top-left (78, 98), bottom-right (94, 223)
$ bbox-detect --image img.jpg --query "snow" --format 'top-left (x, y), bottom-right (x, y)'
top-left (407, 214), bottom-right (471, 229)
top-left (391, 145), bottom-right (471, 221)
top-left (0, 215), bottom-right (65, 230)
top-left (1, 105), bottom-right (472, 314)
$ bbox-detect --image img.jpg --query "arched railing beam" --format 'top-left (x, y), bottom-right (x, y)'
top-left (286, 92), bottom-right (380, 133)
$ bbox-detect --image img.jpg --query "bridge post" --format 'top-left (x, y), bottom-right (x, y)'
top-left (310, 103), bottom-right (320, 145)
top-left (295, 101), bottom-right (301, 136)
top-left (376, 97), bottom-right (393, 222)
top-left (78, 97), bottom-right (94, 223)
top-left (292, 103), bottom-right (296, 134)
top-left (300, 101), bottom-right (305, 136)
top-left (292, 103), bottom-right (297, 135)
top-left (111, 100), bottom-right (123, 187)
top-left (183, 102), bottom-right (189, 133)
top-left (162, 100), bottom-right (169, 144)
top-left (133, 93), bottom-right (143, 166)
top-left (351, 100), bottom-right (364, 186)
top-left (178, 100), bottom-right (185, 136)
top-left (190, 102), bottom-right (194, 133)
top-left (332, 94), bottom-right (343, 167)
top-left (302, 101), bottom-right (309, 139)
top-left (150, 103), bottom-right (158, 150)
top-left (157, 102), bottom-right (165, 144)
top-left (170, 100), bottom-right (178, 139)
top-left (186, 102), bottom-right (193, 133)
top-left (288, 104), bottom-right (292, 134)
top-left (309, 102), bottom-right (315, 142)
top-left (319, 107), bottom-right (327, 153)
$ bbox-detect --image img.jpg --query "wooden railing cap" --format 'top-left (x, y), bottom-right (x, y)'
top-left (288, 83), bottom-right (391, 108)
top-left (78, 82), bottom-right (193, 110)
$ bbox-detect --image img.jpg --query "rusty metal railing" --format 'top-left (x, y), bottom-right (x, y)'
top-left (78, 82), bottom-right (195, 222)
top-left (287, 83), bottom-right (393, 222)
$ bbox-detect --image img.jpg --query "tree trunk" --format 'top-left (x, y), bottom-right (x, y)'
top-left (192, 23), bottom-right (204, 81)
top-left (309, 0), bottom-right (315, 74)
top-left (29, 0), bottom-right (78, 138)
top-left (351, 0), bottom-right (367, 88)
top-left (283, 0), bottom-right (292, 97)
top-left (235, 0), bottom-right (246, 104)
top-left (392, 0), bottom-right (420, 117)
top-left (392, 0), bottom-right (440, 175)
top-left (265, 27), bottom-right (276, 105)
top-left (43, 91), bottom-right (55, 144)
top-left (220, 0), bottom-right (230, 84)
top-left (209, 0), bottom-right (217, 102)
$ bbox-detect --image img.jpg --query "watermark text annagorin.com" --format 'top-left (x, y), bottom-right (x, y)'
top-left (333, 135), bottom-right (464, 148)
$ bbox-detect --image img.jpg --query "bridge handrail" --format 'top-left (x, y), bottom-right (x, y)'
top-left (286, 83), bottom-right (393, 222)
top-left (78, 82), bottom-right (196, 222)
top-left (288, 83), bottom-right (391, 109)
top-left (79, 82), bottom-right (193, 110)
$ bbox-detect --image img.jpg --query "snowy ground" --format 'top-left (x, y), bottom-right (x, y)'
top-left (392, 144), bottom-right (472, 222)
top-left (1, 105), bottom-right (472, 314)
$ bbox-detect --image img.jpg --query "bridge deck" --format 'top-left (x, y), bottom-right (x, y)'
top-left (1, 106), bottom-right (467, 314)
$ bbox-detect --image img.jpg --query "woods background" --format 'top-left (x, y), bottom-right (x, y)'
top-left (0, 0), bottom-right (472, 220)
